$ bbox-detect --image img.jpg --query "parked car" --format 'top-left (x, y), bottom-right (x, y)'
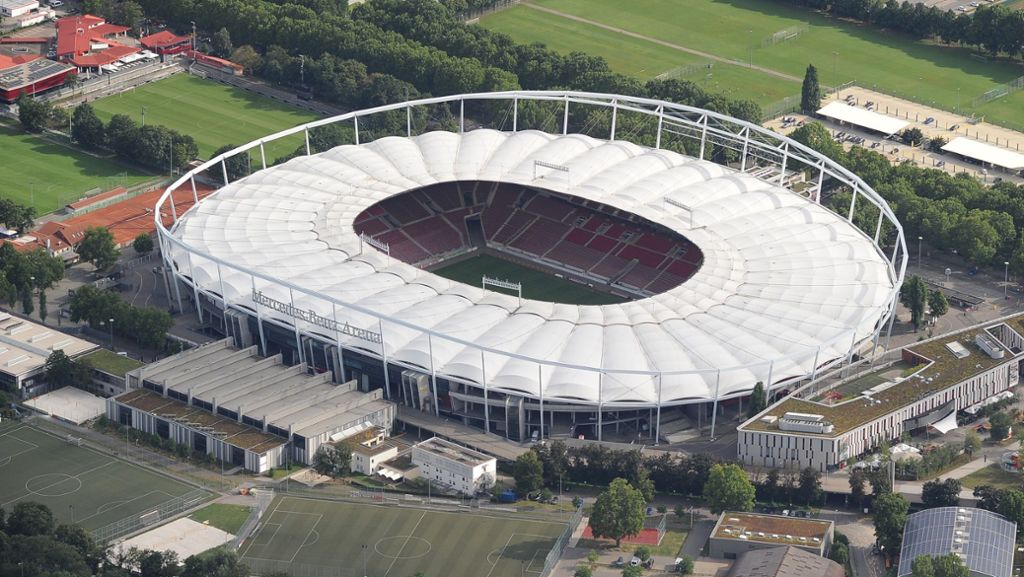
top-left (612, 556), bottom-right (625, 568)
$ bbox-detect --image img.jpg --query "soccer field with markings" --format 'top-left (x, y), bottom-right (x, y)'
top-left (0, 421), bottom-right (209, 530)
top-left (239, 496), bottom-right (566, 577)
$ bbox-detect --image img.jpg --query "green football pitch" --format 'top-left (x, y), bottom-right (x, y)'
top-left (481, 0), bottom-right (1024, 129)
top-left (239, 496), bottom-right (566, 577)
top-left (432, 253), bottom-right (627, 305)
top-left (0, 422), bottom-right (209, 530)
top-left (90, 74), bottom-right (317, 159)
top-left (0, 124), bottom-right (151, 215)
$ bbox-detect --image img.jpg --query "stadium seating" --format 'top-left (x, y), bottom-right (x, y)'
top-left (351, 182), bottom-right (703, 292)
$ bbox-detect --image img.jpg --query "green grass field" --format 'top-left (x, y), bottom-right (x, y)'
top-left (482, 0), bottom-right (1024, 128)
top-left (433, 254), bottom-right (626, 305)
top-left (959, 463), bottom-right (1022, 490)
top-left (239, 496), bottom-right (565, 577)
top-left (0, 124), bottom-right (151, 214)
top-left (188, 503), bottom-right (252, 534)
top-left (90, 74), bottom-right (317, 159)
top-left (0, 422), bottom-right (207, 530)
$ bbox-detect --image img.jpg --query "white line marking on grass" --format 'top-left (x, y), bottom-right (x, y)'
top-left (2, 460), bottom-right (114, 507)
top-left (525, 547), bottom-right (543, 575)
top-left (383, 511), bottom-right (426, 577)
top-left (241, 497), bottom-right (286, 558)
top-left (77, 490), bottom-right (175, 524)
top-left (0, 426), bottom-right (29, 440)
top-left (485, 533), bottom-right (518, 577)
top-left (289, 514), bottom-right (323, 563)
top-left (251, 523), bottom-right (282, 548)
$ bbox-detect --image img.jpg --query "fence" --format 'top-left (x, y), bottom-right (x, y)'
top-left (971, 75), bottom-right (1024, 107)
top-left (656, 513), bottom-right (668, 545)
top-left (761, 94), bottom-right (802, 120)
top-left (462, 0), bottom-right (524, 22)
top-left (247, 559), bottom-right (357, 577)
top-left (229, 488), bottom-right (275, 550)
top-left (539, 505), bottom-right (585, 577)
top-left (655, 62), bottom-right (714, 81)
top-left (90, 488), bottom-right (211, 543)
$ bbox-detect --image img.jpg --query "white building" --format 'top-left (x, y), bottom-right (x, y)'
top-left (335, 426), bottom-right (401, 475)
top-left (738, 320), bottom-right (1024, 472)
top-left (0, 0), bottom-right (39, 18)
top-left (0, 310), bottom-right (98, 397)
top-left (411, 437), bottom-right (496, 495)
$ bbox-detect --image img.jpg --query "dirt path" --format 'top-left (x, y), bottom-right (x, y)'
top-left (524, 3), bottom-right (802, 83)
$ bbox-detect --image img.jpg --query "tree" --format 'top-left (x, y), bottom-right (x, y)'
top-left (634, 545), bottom-right (651, 562)
top-left (180, 549), bottom-right (247, 577)
top-left (72, 103), bottom-right (105, 149)
top-left (901, 127), bottom-right (925, 146)
top-left (133, 233), bottom-right (154, 255)
top-left (16, 94), bottom-right (53, 132)
top-left (676, 555), bottom-right (694, 575)
top-left (21, 287), bottom-right (33, 316)
top-left (830, 541), bottom-right (849, 566)
top-left (230, 45), bottom-right (262, 74)
top-left (932, 553), bottom-right (970, 577)
top-left (873, 492), bottom-right (909, 553)
top-left (921, 478), bottom-right (961, 508)
top-left (115, 0), bottom-right (143, 31)
top-left (703, 463), bottom-right (755, 514)
top-left (622, 566), bottom-right (643, 577)
top-left (589, 478), bottom-right (646, 547)
top-left (633, 466), bottom-right (655, 503)
top-left (77, 227), bottom-right (120, 270)
top-left (54, 523), bottom-right (97, 565)
top-left (989, 411), bottom-right (1013, 442)
top-left (45, 350), bottom-right (76, 388)
top-left (798, 467), bottom-right (822, 505)
top-left (63, 71), bottom-right (80, 92)
top-left (964, 430), bottom-right (982, 455)
top-left (38, 289), bottom-right (46, 323)
top-left (7, 502), bottom-right (55, 536)
top-left (514, 450), bottom-right (544, 495)
top-left (997, 489), bottom-right (1024, 536)
top-left (849, 468), bottom-right (866, 504)
top-left (211, 144), bottom-right (250, 180)
top-left (927, 290), bottom-right (949, 319)
top-left (912, 554), bottom-right (935, 577)
top-left (311, 445), bottom-right (350, 478)
top-left (137, 549), bottom-right (180, 577)
top-left (211, 27), bottom-right (233, 57)
top-left (800, 64), bottom-right (822, 113)
top-left (761, 468), bottom-right (780, 503)
top-left (747, 381), bottom-right (766, 418)
top-left (901, 275), bottom-right (929, 330)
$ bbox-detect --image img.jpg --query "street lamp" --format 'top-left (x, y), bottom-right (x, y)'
top-left (1005, 261), bottom-right (1010, 299)
top-left (108, 317), bottom-right (114, 349)
top-left (362, 544), bottom-right (367, 577)
top-left (832, 51), bottom-right (839, 99)
top-left (917, 236), bottom-right (923, 271)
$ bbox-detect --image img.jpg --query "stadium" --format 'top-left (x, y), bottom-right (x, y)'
top-left (155, 91), bottom-right (907, 444)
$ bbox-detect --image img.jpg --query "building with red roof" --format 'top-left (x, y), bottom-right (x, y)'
top-left (139, 30), bottom-right (191, 55)
top-left (55, 14), bottom-right (137, 73)
top-left (0, 53), bottom-right (74, 102)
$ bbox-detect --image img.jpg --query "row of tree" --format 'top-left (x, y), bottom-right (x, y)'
top-left (789, 121), bottom-right (1024, 270)
top-left (135, 0), bottom-right (763, 125)
top-left (0, 242), bottom-right (64, 322)
top-left (0, 198), bottom-right (35, 234)
top-left (67, 284), bottom-right (172, 350)
top-left (72, 104), bottom-right (198, 171)
top-left (775, 0), bottom-right (1024, 58)
top-left (0, 500), bottom-right (256, 577)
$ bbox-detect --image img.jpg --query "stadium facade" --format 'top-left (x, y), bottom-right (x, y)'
top-left (155, 92), bottom-right (906, 444)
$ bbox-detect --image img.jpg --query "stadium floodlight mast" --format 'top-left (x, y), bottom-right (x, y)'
top-left (482, 276), bottom-right (522, 305)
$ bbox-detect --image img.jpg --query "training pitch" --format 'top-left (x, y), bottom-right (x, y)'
top-left (481, 0), bottom-right (1024, 129)
top-left (239, 496), bottom-right (566, 577)
top-left (0, 124), bottom-right (151, 215)
top-left (90, 74), bottom-right (317, 159)
top-left (432, 253), bottom-right (626, 305)
top-left (0, 422), bottom-right (207, 530)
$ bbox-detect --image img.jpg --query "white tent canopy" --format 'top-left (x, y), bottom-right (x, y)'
top-left (817, 101), bottom-right (908, 136)
top-left (941, 137), bottom-right (1024, 171)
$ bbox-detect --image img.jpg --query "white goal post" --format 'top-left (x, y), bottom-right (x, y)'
top-left (533, 160), bottom-right (570, 187)
top-left (482, 275), bottom-right (522, 304)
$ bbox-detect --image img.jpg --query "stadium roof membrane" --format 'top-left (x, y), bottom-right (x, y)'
top-left (171, 126), bottom-right (896, 406)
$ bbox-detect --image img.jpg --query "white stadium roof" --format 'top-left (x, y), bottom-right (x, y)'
top-left (817, 101), bottom-right (908, 136)
top-left (169, 128), bottom-right (896, 406)
top-left (941, 137), bottom-right (1024, 171)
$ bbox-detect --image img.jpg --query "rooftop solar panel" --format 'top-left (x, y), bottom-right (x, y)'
top-left (0, 58), bottom-right (74, 91)
top-left (897, 507), bottom-right (1014, 577)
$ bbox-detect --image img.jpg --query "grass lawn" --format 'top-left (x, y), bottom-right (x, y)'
top-left (483, 0), bottom-right (1024, 128)
top-left (0, 124), bottom-right (151, 215)
top-left (90, 74), bottom-right (317, 159)
top-left (432, 253), bottom-right (627, 305)
top-left (0, 422), bottom-right (209, 530)
top-left (188, 503), bottom-right (252, 534)
top-left (480, 6), bottom-right (798, 106)
top-left (79, 348), bottom-right (144, 376)
top-left (239, 495), bottom-right (566, 577)
top-left (960, 463), bottom-right (1022, 490)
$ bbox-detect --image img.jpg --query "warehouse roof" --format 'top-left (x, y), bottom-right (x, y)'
top-left (0, 310), bottom-right (98, 379)
top-left (942, 137), bottom-right (1024, 171)
top-left (897, 507), bottom-right (1014, 577)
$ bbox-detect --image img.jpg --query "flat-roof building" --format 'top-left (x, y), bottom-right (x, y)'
top-left (738, 318), bottom-right (1024, 472)
top-left (114, 340), bottom-right (395, 472)
top-left (0, 0), bottom-right (38, 17)
top-left (897, 507), bottom-right (1015, 577)
top-left (816, 101), bottom-right (909, 136)
top-left (0, 309), bottom-right (98, 397)
top-left (411, 436), bottom-right (496, 495)
top-left (941, 137), bottom-right (1024, 173)
top-left (709, 512), bottom-right (834, 559)
top-left (0, 56), bottom-right (74, 103)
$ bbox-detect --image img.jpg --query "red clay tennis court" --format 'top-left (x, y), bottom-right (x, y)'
top-left (581, 525), bottom-right (661, 545)
top-left (66, 184), bottom-right (215, 246)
